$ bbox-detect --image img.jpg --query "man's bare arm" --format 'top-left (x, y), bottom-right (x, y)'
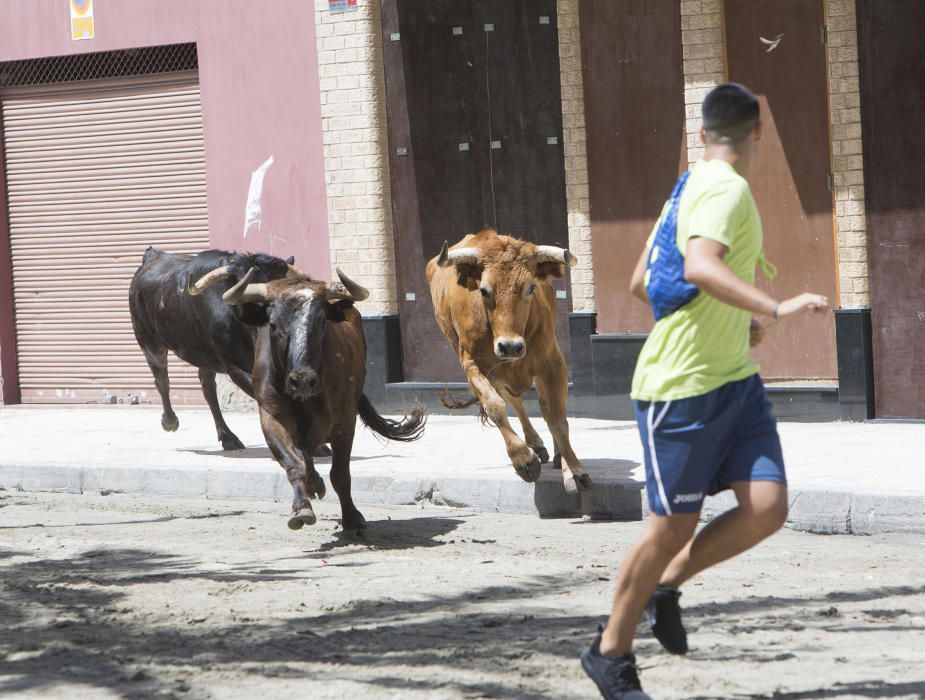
top-left (684, 236), bottom-right (828, 320)
top-left (629, 246), bottom-right (650, 303)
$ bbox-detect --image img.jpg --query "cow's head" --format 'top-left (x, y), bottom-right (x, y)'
top-left (211, 267), bottom-right (368, 400)
top-left (437, 232), bottom-right (576, 360)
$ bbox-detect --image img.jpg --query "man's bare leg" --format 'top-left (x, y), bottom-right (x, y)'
top-left (599, 512), bottom-right (700, 656)
top-left (659, 480), bottom-right (788, 589)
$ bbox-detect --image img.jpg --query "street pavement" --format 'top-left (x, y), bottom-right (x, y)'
top-left (1, 405), bottom-right (923, 534)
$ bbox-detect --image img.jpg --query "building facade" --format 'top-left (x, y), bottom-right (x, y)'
top-left (1, 0), bottom-right (921, 419)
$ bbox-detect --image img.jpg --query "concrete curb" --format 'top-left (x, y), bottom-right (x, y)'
top-left (4, 461), bottom-right (924, 535)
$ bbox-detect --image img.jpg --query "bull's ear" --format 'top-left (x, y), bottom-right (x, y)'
top-left (536, 261), bottom-right (566, 280)
top-left (234, 302), bottom-right (271, 327)
top-left (324, 298), bottom-right (353, 322)
top-left (285, 256), bottom-right (295, 265)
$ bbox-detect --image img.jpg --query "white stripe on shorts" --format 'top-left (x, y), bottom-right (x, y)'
top-left (647, 401), bottom-right (673, 516)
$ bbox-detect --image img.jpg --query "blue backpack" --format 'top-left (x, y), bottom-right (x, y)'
top-left (645, 171), bottom-right (698, 321)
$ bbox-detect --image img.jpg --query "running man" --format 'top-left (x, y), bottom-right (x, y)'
top-left (581, 83), bottom-right (830, 699)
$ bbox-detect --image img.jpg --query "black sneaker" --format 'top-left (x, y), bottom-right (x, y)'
top-left (580, 627), bottom-right (652, 700)
top-left (645, 585), bottom-right (688, 655)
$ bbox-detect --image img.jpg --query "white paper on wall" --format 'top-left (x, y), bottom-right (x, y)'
top-left (243, 155), bottom-right (274, 238)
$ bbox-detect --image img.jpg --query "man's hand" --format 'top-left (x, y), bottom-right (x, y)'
top-left (749, 318), bottom-right (765, 347)
top-left (775, 293), bottom-right (829, 320)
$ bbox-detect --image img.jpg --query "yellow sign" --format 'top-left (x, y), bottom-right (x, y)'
top-left (70, 0), bottom-right (94, 41)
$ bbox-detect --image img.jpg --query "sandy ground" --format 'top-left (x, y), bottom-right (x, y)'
top-left (0, 492), bottom-right (924, 700)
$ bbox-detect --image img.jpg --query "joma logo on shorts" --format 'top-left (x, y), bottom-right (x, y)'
top-left (673, 492), bottom-right (703, 504)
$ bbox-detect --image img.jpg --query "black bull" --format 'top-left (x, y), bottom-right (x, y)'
top-left (129, 247), bottom-right (296, 450)
top-left (194, 265), bottom-right (426, 531)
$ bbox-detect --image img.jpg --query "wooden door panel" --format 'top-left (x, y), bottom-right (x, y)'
top-left (580, 0), bottom-right (687, 334)
top-left (858, 1), bottom-right (925, 417)
top-left (725, 0), bottom-right (838, 379)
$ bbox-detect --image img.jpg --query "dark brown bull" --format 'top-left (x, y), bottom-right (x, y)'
top-left (194, 265), bottom-right (426, 531)
top-left (426, 229), bottom-right (591, 493)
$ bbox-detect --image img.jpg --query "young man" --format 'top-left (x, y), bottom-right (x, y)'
top-left (580, 83), bottom-right (829, 699)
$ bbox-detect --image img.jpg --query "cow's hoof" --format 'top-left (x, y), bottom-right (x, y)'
top-left (221, 434), bottom-right (246, 451)
top-left (530, 445), bottom-right (550, 465)
top-left (287, 508), bottom-right (317, 530)
top-left (161, 414), bottom-right (179, 432)
top-left (564, 473), bottom-right (593, 494)
top-left (313, 444), bottom-right (332, 458)
top-left (514, 456), bottom-right (542, 483)
top-left (342, 510), bottom-right (367, 532)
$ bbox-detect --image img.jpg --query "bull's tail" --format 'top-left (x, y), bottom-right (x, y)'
top-left (437, 387), bottom-right (495, 427)
top-left (437, 387), bottom-right (480, 410)
top-left (358, 394), bottom-right (426, 442)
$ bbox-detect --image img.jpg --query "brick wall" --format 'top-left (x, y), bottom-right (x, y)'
top-left (314, 0), bottom-right (397, 316)
top-left (680, 0), bottom-right (725, 166)
top-left (556, 0), bottom-right (594, 313)
top-left (825, 0), bottom-right (868, 309)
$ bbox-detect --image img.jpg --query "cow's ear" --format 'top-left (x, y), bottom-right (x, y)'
top-left (233, 302), bottom-right (271, 326)
top-left (455, 262), bottom-right (483, 288)
top-left (536, 261), bottom-right (565, 280)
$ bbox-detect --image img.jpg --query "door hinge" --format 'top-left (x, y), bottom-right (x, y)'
top-left (827, 172), bottom-right (834, 192)
top-left (820, 25), bottom-right (828, 45)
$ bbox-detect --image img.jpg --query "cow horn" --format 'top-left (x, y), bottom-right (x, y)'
top-left (222, 267), bottom-right (269, 305)
top-left (329, 267), bottom-right (369, 301)
top-left (188, 265), bottom-right (231, 295)
top-left (437, 243), bottom-right (480, 268)
top-left (534, 245), bottom-right (578, 267)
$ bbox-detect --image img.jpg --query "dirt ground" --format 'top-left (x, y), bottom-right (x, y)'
top-left (0, 491), bottom-right (923, 700)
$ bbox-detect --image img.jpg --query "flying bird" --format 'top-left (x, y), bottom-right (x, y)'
top-left (760, 34), bottom-right (784, 53)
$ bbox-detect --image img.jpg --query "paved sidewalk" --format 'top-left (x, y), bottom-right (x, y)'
top-left (1, 405), bottom-right (923, 534)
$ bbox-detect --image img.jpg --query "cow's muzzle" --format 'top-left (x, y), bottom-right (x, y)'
top-left (286, 369), bottom-right (321, 399)
top-left (495, 337), bottom-right (526, 360)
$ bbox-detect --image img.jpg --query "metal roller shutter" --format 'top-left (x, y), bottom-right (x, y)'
top-left (1, 72), bottom-right (208, 404)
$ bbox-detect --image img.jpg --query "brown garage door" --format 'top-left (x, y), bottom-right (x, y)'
top-left (1, 72), bottom-right (208, 404)
top-left (858, 1), bottom-right (925, 418)
top-left (579, 0), bottom-right (687, 334)
top-left (725, 0), bottom-right (838, 380)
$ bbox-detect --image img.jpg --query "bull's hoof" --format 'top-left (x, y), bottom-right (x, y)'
top-left (564, 472), bottom-right (593, 494)
top-left (161, 414), bottom-right (179, 432)
top-left (287, 507), bottom-right (317, 530)
top-left (220, 434), bottom-right (246, 451)
top-left (313, 444), bottom-right (332, 458)
top-left (530, 445), bottom-right (550, 465)
top-left (552, 453), bottom-right (562, 471)
top-left (514, 456), bottom-right (542, 483)
top-left (342, 510), bottom-right (367, 532)
top-left (307, 473), bottom-right (326, 501)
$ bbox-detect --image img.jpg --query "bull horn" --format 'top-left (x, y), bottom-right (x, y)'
top-left (535, 245), bottom-right (578, 267)
top-left (437, 244), bottom-right (480, 268)
top-left (222, 267), bottom-right (269, 305)
top-left (287, 264), bottom-right (304, 278)
top-left (330, 267), bottom-right (369, 301)
top-left (188, 265), bottom-right (231, 295)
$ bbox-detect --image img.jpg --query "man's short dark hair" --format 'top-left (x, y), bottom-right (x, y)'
top-left (702, 83), bottom-right (760, 145)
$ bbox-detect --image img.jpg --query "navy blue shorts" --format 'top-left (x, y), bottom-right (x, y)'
top-left (633, 374), bottom-right (786, 516)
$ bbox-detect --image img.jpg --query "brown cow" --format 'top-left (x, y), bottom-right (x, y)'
top-left (426, 229), bottom-right (591, 493)
top-left (194, 265), bottom-right (426, 531)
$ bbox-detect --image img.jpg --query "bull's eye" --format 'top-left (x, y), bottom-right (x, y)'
top-left (526, 283), bottom-right (536, 295)
top-left (479, 287), bottom-right (490, 298)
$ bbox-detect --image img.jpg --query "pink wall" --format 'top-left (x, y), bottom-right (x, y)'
top-left (1, 0), bottom-right (331, 277)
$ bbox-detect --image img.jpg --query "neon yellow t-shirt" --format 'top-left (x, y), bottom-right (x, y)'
top-left (631, 158), bottom-right (769, 402)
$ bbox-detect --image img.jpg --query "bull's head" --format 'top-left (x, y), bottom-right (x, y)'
top-left (193, 266), bottom-right (368, 400)
top-left (437, 236), bottom-right (577, 360)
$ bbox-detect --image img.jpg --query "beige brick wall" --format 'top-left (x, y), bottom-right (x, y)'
top-left (825, 0), bottom-right (869, 309)
top-left (681, 0), bottom-right (725, 166)
top-left (556, 0), bottom-right (594, 313)
top-left (314, 1), bottom-right (397, 316)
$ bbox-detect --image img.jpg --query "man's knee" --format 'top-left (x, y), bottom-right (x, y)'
top-left (647, 514), bottom-right (699, 554)
top-left (746, 495), bottom-right (788, 537)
